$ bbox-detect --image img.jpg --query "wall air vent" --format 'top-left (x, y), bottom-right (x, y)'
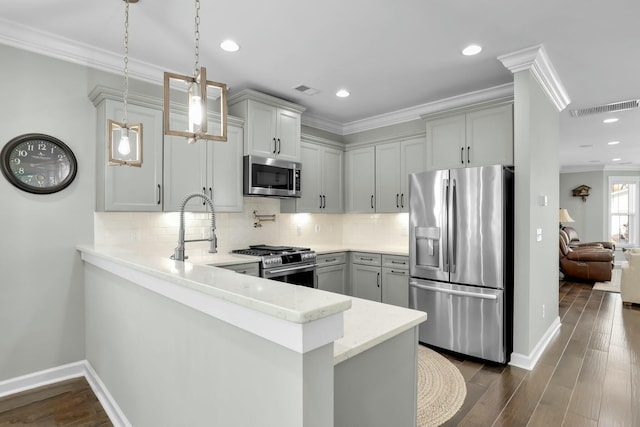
top-left (293, 84), bottom-right (321, 96)
top-left (570, 99), bottom-right (639, 117)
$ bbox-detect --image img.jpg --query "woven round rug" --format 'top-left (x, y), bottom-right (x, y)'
top-left (417, 344), bottom-right (466, 427)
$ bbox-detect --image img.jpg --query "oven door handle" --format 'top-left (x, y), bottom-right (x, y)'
top-left (264, 264), bottom-right (316, 276)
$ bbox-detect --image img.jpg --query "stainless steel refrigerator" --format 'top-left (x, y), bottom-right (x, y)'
top-left (408, 165), bottom-right (513, 363)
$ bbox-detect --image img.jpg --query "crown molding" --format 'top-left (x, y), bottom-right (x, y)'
top-left (0, 17), bottom-right (166, 85)
top-left (302, 83), bottom-right (514, 136)
top-left (498, 44), bottom-right (571, 112)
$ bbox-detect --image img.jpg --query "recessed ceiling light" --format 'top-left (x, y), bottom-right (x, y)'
top-left (612, 158), bottom-right (622, 162)
top-left (220, 39), bottom-right (240, 52)
top-left (336, 89), bottom-right (350, 98)
top-left (462, 44), bottom-right (482, 56)
top-left (603, 118), bottom-right (619, 124)
top-left (608, 141), bottom-right (621, 145)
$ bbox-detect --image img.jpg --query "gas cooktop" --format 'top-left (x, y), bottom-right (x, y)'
top-left (232, 245), bottom-right (311, 257)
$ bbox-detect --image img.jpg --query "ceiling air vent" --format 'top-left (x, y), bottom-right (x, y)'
top-left (293, 84), bottom-right (321, 96)
top-left (570, 99), bottom-right (640, 117)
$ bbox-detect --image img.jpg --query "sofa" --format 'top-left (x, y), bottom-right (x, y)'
top-left (621, 248), bottom-right (640, 304)
top-left (559, 232), bottom-right (614, 282)
top-left (562, 226), bottom-right (615, 251)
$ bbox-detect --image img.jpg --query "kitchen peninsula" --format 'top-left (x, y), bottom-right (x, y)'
top-left (78, 244), bottom-right (426, 427)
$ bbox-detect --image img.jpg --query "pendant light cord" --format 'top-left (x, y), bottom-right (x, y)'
top-left (194, 0), bottom-right (200, 76)
top-left (122, 0), bottom-right (130, 124)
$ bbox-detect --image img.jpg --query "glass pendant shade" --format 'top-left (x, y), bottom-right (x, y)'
top-left (164, 66), bottom-right (228, 144)
top-left (108, 120), bottom-right (143, 167)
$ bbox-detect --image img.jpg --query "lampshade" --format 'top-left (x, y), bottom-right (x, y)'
top-left (559, 208), bottom-right (575, 223)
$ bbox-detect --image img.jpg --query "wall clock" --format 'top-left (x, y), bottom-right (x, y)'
top-left (0, 133), bottom-right (78, 194)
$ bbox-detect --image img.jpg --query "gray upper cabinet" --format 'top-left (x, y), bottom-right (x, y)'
top-left (426, 102), bottom-right (513, 170)
top-left (163, 113), bottom-right (244, 212)
top-left (375, 138), bottom-right (425, 213)
top-left (228, 89), bottom-right (305, 162)
top-left (94, 97), bottom-right (163, 212)
top-left (281, 138), bottom-right (344, 213)
top-left (345, 146), bottom-right (376, 213)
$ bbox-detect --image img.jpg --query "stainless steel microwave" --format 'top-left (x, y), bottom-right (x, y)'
top-left (243, 155), bottom-right (301, 198)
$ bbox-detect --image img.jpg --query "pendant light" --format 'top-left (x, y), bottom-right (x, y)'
top-left (108, 0), bottom-right (143, 167)
top-left (163, 0), bottom-right (228, 144)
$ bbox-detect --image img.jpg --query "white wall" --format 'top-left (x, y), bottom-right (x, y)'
top-left (0, 45), bottom-right (95, 380)
top-left (512, 70), bottom-right (560, 358)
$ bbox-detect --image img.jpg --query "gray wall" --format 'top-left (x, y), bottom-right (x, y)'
top-left (559, 171), bottom-right (605, 242)
top-left (0, 45), bottom-right (95, 380)
top-left (512, 70), bottom-right (560, 356)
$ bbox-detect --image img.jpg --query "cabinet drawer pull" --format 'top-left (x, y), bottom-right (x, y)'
top-left (361, 257), bottom-right (374, 261)
top-left (325, 258), bottom-right (337, 263)
top-left (157, 184), bottom-right (161, 205)
top-left (391, 270), bottom-right (406, 275)
top-left (391, 260), bottom-right (407, 265)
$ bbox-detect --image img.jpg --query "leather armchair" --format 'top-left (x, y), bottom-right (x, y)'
top-left (563, 226), bottom-right (615, 251)
top-left (559, 234), bottom-right (614, 282)
top-left (621, 248), bottom-right (640, 304)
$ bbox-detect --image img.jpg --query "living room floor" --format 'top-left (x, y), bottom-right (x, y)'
top-left (440, 279), bottom-right (640, 427)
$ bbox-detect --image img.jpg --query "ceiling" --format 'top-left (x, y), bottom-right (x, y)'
top-left (0, 0), bottom-right (638, 171)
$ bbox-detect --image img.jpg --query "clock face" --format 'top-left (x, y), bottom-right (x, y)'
top-left (0, 133), bottom-right (78, 194)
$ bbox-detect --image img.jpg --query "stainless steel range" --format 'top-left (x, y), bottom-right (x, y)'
top-left (232, 245), bottom-right (317, 288)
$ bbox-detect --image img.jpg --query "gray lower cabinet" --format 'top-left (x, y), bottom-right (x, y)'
top-left (218, 262), bottom-right (260, 277)
top-left (381, 254), bottom-right (409, 307)
top-left (351, 253), bottom-right (409, 306)
top-left (351, 252), bottom-right (382, 302)
top-left (316, 252), bottom-right (347, 294)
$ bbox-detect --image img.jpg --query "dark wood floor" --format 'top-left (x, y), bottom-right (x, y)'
top-left (0, 377), bottom-right (112, 427)
top-left (1, 280), bottom-right (638, 426)
top-left (440, 279), bottom-right (640, 427)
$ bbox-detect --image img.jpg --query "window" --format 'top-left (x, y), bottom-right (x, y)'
top-left (608, 176), bottom-right (639, 247)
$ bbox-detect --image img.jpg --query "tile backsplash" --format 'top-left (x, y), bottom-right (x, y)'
top-left (95, 197), bottom-right (409, 254)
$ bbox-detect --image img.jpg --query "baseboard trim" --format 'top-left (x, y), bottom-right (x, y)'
top-left (0, 361), bottom-right (130, 427)
top-left (509, 316), bottom-right (561, 370)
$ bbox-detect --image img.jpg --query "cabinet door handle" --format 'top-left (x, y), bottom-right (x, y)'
top-left (371, 195), bottom-right (374, 209)
top-left (377, 272), bottom-right (380, 287)
top-left (277, 138), bottom-right (281, 154)
top-left (319, 195), bottom-right (323, 209)
top-left (322, 195), bottom-right (326, 209)
top-left (209, 187), bottom-right (213, 200)
top-left (272, 137), bottom-right (277, 154)
top-left (467, 146), bottom-right (471, 163)
top-left (157, 184), bottom-right (161, 205)
top-left (396, 193), bottom-right (399, 208)
top-left (401, 193), bottom-right (404, 208)
top-left (461, 147), bottom-right (464, 164)
top-left (202, 187), bottom-right (207, 205)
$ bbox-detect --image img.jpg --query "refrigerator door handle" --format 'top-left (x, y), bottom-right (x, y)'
top-left (451, 178), bottom-right (457, 274)
top-left (409, 280), bottom-right (498, 300)
top-left (443, 178), bottom-right (450, 273)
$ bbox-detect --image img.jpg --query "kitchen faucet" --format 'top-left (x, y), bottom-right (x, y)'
top-left (170, 192), bottom-right (217, 261)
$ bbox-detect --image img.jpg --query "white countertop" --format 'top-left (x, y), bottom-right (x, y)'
top-left (77, 244), bottom-right (426, 364)
top-left (77, 244), bottom-right (351, 324)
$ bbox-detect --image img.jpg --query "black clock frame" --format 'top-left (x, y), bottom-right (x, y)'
top-left (0, 133), bottom-right (78, 194)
